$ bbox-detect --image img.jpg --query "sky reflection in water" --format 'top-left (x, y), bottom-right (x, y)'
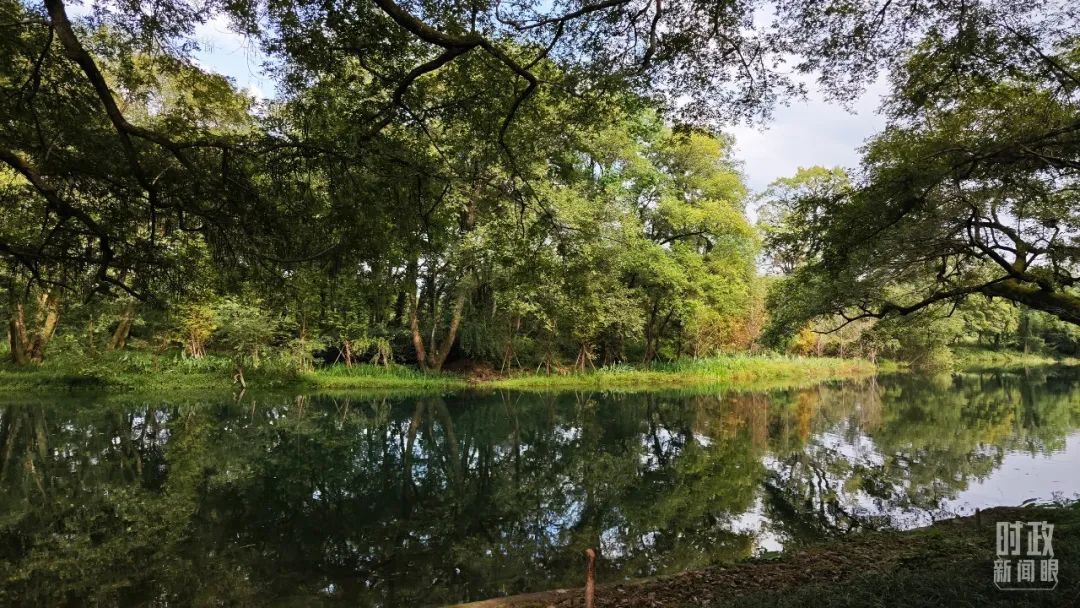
top-left (0, 368), bottom-right (1078, 606)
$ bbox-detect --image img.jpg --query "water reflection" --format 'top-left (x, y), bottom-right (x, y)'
top-left (0, 369), bottom-right (1078, 606)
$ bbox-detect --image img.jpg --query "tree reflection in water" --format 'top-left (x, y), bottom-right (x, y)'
top-left (1, 369), bottom-right (1078, 606)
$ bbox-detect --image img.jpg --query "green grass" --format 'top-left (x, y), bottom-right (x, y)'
top-left (298, 364), bottom-right (467, 391)
top-left (485, 355), bottom-right (876, 391)
top-left (875, 358), bottom-right (906, 373)
top-left (953, 345), bottom-right (1078, 370)
top-left (0, 350), bottom-right (873, 394)
top-left (0, 351), bottom-right (466, 393)
top-left (0, 350), bottom-right (237, 391)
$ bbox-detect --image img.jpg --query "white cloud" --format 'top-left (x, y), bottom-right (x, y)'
top-left (192, 14), bottom-right (276, 99)
top-left (729, 77), bottom-right (889, 197)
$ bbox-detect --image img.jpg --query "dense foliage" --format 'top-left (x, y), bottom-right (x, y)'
top-left (1, 0), bottom-right (1078, 371)
top-left (761, 2), bottom-right (1080, 346)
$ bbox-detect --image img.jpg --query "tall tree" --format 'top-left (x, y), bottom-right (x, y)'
top-left (763, 7), bottom-right (1080, 341)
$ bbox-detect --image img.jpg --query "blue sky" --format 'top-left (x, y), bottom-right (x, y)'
top-left (189, 16), bottom-right (888, 197)
top-left (191, 16), bottom-right (276, 101)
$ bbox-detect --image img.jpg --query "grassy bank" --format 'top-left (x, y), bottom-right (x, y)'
top-left (0, 351), bottom-right (238, 392)
top-left (485, 355), bottom-right (876, 391)
top-left (954, 345), bottom-right (1078, 370)
top-left (0, 351), bottom-right (467, 392)
top-left (455, 502), bottom-right (1080, 608)
top-left (298, 364), bottom-right (468, 391)
top-left (0, 351), bottom-right (873, 393)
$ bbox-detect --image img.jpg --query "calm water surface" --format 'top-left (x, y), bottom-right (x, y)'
top-left (1, 369), bottom-right (1078, 606)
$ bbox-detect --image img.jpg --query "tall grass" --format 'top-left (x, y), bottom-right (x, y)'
top-left (300, 364), bottom-right (467, 390)
top-left (952, 344), bottom-right (1077, 370)
top-left (0, 350), bottom-right (238, 391)
top-left (486, 354), bottom-right (875, 391)
top-left (0, 351), bottom-right (469, 392)
top-left (0, 348), bottom-right (873, 394)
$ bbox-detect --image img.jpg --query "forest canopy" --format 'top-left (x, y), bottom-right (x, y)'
top-left (763, 9), bottom-right (1080, 338)
top-left (1, 0), bottom-right (1078, 371)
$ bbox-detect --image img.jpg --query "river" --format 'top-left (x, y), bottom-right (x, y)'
top-left (1, 368), bottom-right (1077, 606)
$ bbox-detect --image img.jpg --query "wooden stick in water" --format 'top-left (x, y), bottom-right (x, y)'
top-left (585, 548), bottom-right (596, 608)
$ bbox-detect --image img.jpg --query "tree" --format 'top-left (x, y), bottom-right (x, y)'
top-left (763, 9), bottom-right (1080, 340)
top-left (0, 3), bottom-right (270, 362)
top-left (8, 0), bottom-right (1056, 290)
top-left (757, 167), bottom-right (849, 275)
top-left (6, 0), bottom-right (1079, 369)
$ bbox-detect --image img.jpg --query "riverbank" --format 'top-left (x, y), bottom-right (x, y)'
top-left (5, 348), bottom-right (1078, 394)
top-left (453, 503), bottom-right (1079, 608)
top-left (0, 353), bottom-right (463, 392)
top-left (953, 345), bottom-right (1079, 370)
top-left (483, 356), bottom-right (875, 391)
top-left (0, 352), bottom-right (876, 393)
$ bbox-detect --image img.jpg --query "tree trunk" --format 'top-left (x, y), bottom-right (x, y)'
top-left (983, 280), bottom-right (1080, 327)
top-left (409, 286), bottom-right (467, 373)
top-left (342, 339), bottom-right (353, 367)
top-left (642, 340), bottom-right (658, 366)
top-left (29, 290), bottom-right (60, 362)
top-left (575, 343), bottom-right (594, 371)
top-left (8, 304), bottom-right (30, 365)
top-left (391, 288), bottom-right (407, 327)
top-left (642, 300), bottom-right (658, 365)
top-left (500, 316), bottom-right (520, 372)
top-left (408, 192), bottom-right (479, 372)
top-left (642, 305), bottom-right (673, 365)
top-left (9, 290), bottom-right (61, 364)
top-left (186, 331), bottom-right (205, 358)
top-left (431, 290), bottom-right (466, 371)
top-left (107, 302), bottom-right (135, 351)
top-left (409, 288), bottom-right (429, 371)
